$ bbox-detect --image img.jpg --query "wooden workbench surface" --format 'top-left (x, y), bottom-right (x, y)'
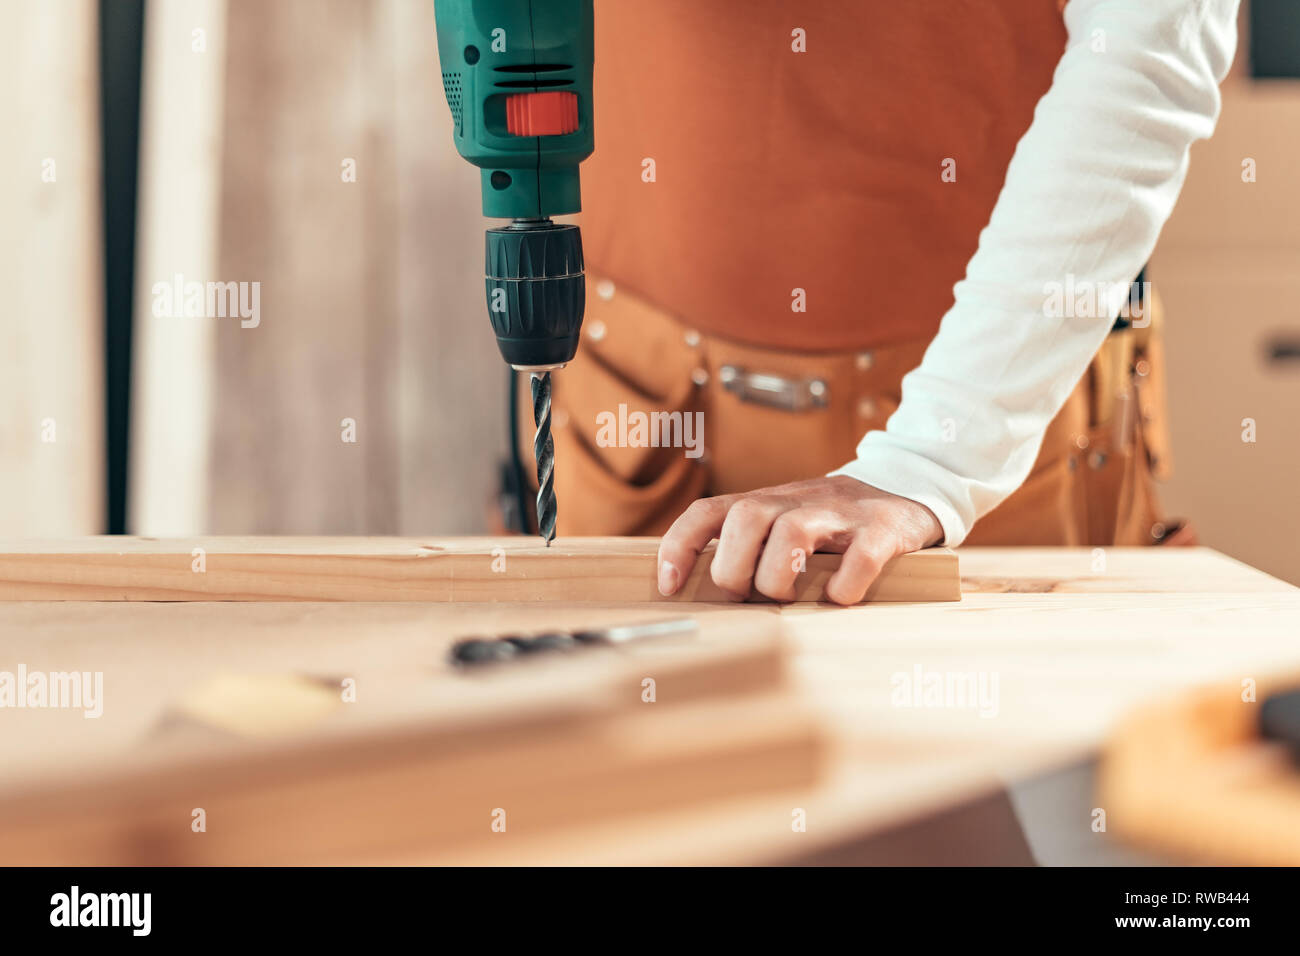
top-left (1, 546), bottom-right (1297, 865)
top-left (439, 546), bottom-right (1300, 865)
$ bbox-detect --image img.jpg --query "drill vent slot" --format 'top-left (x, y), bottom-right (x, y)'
top-left (441, 70), bottom-right (464, 135)
top-left (493, 63), bottom-right (572, 73)
top-left (494, 78), bottom-right (572, 89)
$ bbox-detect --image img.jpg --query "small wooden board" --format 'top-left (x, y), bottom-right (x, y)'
top-left (0, 537), bottom-right (960, 603)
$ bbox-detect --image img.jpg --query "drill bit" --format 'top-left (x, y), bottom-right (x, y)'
top-left (530, 371), bottom-right (557, 546)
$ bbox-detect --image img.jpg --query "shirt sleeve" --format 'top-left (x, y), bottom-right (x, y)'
top-left (830, 0), bottom-right (1239, 545)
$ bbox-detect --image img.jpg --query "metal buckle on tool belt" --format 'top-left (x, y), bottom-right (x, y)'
top-left (718, 365), bottom-right (829, 412)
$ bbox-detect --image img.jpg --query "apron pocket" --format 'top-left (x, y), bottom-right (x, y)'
top-left (553, 416), bottom-right (708, 536)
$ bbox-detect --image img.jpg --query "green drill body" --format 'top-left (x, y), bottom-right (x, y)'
top-left (435, 0), bottom-right (594, 221)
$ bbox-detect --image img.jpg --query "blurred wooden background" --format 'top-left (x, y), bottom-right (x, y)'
top-left (131, 0), bottom-right (503, 536)
top-left (1153, 3), bottom-right (1300, 585)
top-left (0, 0), bottom-right (104, 535)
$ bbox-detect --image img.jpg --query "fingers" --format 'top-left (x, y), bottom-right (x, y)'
top-left (752, 511), bottom-right (819, 602)
top-left (710, 498), bottom-right (790, 599)
top-left (658, 495), bottom-right (888, 604)
top-left (824, 532), bottom-right (897, 606)
top-left (657, 496), bottom-right (733, 596)
top-left (657, 480), bottom-right (909, 604)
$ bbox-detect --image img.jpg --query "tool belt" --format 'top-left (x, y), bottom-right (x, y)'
top-left (515, 274), bottom-right (1194, 546)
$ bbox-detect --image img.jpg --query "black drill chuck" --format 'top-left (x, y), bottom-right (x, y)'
top-left (485, 220), bottom-right (585, 369)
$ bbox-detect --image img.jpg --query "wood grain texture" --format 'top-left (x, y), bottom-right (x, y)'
top-left (0, 0), bottom-right (103, 535)
top-left (0, 605), bottom-right (822, 865)
top-left (2, 548), bottom-right (1297, 865)
top-left (127, 0), bottom-right (227, 535)
top-left (209, 0), bottom-right (504, 537)
top-left (0, 536), bottom-right (959, 603)
top-left (213, 0), bottom-right (399, 534)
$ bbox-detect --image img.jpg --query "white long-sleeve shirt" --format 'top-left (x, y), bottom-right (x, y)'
top-left (831, 0), bottom-right (1239, 545)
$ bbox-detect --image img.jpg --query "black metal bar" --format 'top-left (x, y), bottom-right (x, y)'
top-left (99, 0), bottom-right (146, 533)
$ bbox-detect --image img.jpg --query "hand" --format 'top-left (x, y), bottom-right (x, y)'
top-left (656, 475), bottom-right (943, 605)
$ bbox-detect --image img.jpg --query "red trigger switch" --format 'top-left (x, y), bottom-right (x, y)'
top-left (505, 91), bottom-right (579, 137)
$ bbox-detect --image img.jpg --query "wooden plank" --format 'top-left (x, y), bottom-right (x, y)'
top-left (0, 537), bottom-right (960, 603)
top-left (0, 600), bottom-right (783, 778)
top-left (128, 0), bottom-right (227, 534)
top-left (0, 0), bottom-right (103, 535)
top-left (0, 604), bottom-right (825, 865)
top-left (391, 0), bottom-right (509, 534)
top-left (0, 692), bottom-right (824, 865)
top-left (211, 0), bottom-right (401, 534)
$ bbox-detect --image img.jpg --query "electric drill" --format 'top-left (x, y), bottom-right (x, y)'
top-left (434, 0), bottom-right (595, 546)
